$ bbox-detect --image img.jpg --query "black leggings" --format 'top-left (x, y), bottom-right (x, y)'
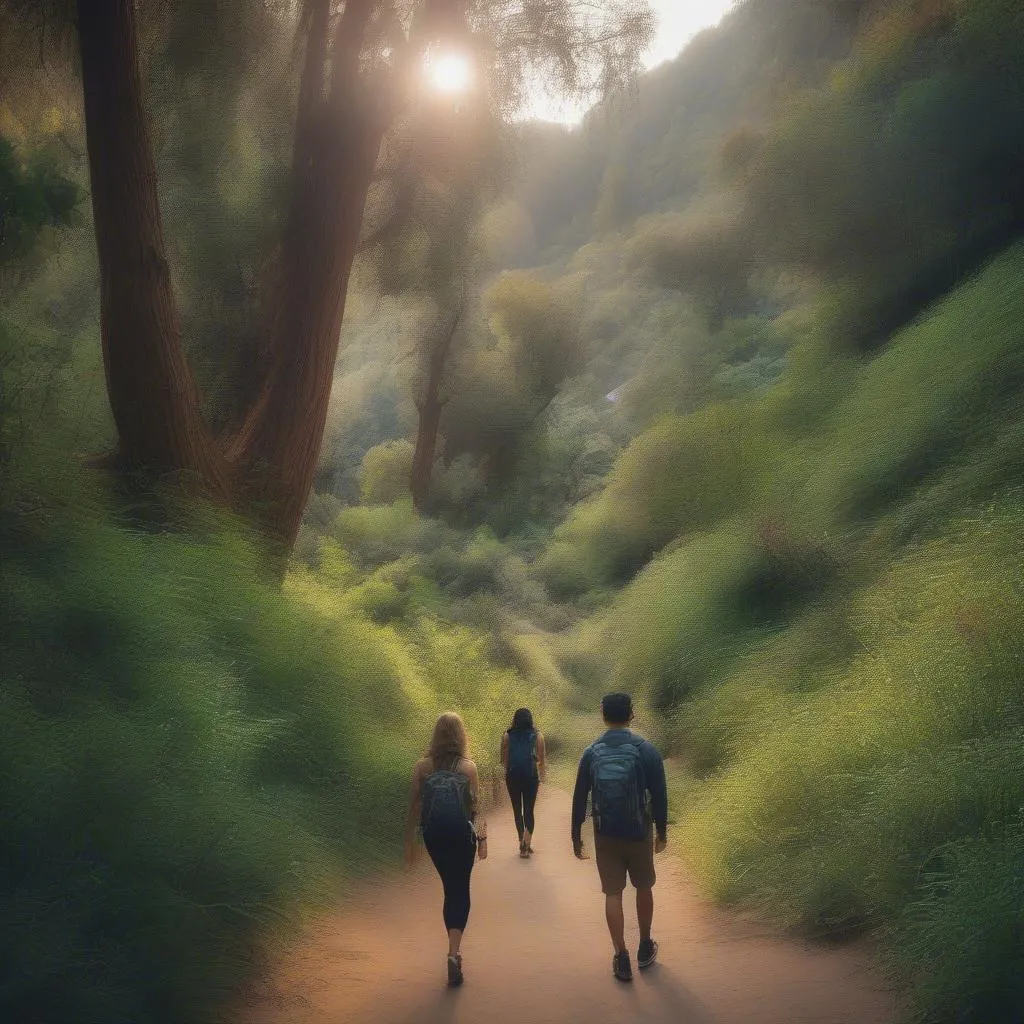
top-left (424, 835), bottom-right (476, 932)
top-left (506, 775), bottom-right (539, 840)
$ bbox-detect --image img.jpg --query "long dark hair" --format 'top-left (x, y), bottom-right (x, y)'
top-left (510, 707), bottom-right (534, 732)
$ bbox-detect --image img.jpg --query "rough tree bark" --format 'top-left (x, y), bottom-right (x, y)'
top-left (410, 308), bottom-right (461, 511)
top-left (76, 0), bottom-right (387, 553)
top-left (75, 0), bottom-right (227, 496)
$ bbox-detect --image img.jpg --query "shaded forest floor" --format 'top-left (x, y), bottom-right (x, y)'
top-left (237, 788), bottom-right (898, 1024)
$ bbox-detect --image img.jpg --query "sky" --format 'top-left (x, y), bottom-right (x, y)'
top-left (526, 0), bottom-right (738, 123)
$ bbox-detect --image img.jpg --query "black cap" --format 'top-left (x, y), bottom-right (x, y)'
top-left (601, 692), bottom-right (633, 724)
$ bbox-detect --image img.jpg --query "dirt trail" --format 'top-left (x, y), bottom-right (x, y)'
top-left (240, 787), bottom-right (898, 1024)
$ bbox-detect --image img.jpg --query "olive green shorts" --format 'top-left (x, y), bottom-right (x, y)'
top-left (593, 829), bottom-right (656, 895)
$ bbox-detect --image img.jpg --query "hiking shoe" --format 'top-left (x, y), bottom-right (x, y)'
top-left (447, 953), bottom-right (463, 987)
top-left (612, 951), bottom-right (633, 982)
top-left (637, 938), bottom-right (658, 969)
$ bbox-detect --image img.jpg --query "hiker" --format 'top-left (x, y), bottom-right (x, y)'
top-left (571, 692), bottom-right (668, 982)
top-left (500, 707), bottom-right (547, 857)
top-left (405, 711), bottom-right (488, 987)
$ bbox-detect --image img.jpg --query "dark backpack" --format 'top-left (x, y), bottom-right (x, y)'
top-left (506, 729), bottom-right (537, 780)
top-left (590, 737), bottom-right (648, 840)
top-left (420, 762), bottom-right (473, 843)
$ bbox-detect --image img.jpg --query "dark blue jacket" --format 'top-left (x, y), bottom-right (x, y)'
top-left (571, 728), bottom-right (668, 845)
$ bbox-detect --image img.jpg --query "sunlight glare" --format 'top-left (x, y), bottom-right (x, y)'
top-left (426, 52), bottom-right (473, 94)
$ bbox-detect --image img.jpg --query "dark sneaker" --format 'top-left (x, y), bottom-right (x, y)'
top-left (447, 953), bottom-right (463, 987)
top-left (612, 951), bottom-right (633, 982)
top-left (637, 938), bottom-right (659, 969)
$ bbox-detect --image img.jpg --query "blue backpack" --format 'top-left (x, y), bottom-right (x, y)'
top-left (420, 762), bottom-right (473, 843)
top-left (590, 737), bottom-right (648, 839)
top-left (506, 729), bottom-right (538, 780)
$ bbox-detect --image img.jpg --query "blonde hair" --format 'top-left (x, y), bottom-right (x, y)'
top-left (428, 711), bottom-right (468, 768)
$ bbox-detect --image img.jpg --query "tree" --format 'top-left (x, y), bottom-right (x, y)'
top-left (364, 90), bottom-right (500, 512)
top-left (441, 270), bottom-right (582, 483)
top-left (67, 0), bottom-right (654, 555)
top-left (629, 204), bottom-right (756, 330)
top-left (411, 304), bottom-right (462, 510)
top-left (738, 0), bottom-right (1024, 348)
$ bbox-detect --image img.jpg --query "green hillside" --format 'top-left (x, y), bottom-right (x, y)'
top-left (4, 0), bottom-right (1024, 1020)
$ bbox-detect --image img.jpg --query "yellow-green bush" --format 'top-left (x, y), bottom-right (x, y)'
top-left (0, 480), bottom-right (419, 1023)
top-left (677, 502), bottom-right (1024, 1020)
top-left (561, 241), bottom-right (1024, 1022)
top-left (545, 402), bottom-right (768, 587)
top-left (796, 242), bottom-right (1024, 529)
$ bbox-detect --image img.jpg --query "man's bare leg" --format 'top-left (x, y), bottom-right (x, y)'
top-left (637, 887), bottom-right (654, 941)
top-left (605, 893), bottom-right (627, 953)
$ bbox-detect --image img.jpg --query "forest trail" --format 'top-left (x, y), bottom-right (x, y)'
top-left (239, 787), bottom-right (898, 1024)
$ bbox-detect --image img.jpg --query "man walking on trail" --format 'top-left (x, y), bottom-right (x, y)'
top-left (572, 692), bottom-right (668, 982)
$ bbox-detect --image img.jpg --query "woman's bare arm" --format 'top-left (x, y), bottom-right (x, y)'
top-left (462, 760), bottom-right (488, 856)
top-left (500, 732), bottom-right (508, 772)
top-left (537, 732), bottom-right (547, 782)
top-left (404, 759), bottom-right (425, 860)
top-left (463, 759), bottom-right (481, 823)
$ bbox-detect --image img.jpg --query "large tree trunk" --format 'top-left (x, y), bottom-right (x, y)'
top-left (228, 132), bottom-right (384, 552)
top-left (410, 396), bottom-right (444, 512)
top-left (76, 0), bottom-right (226, 496)
top-left (227, 130), bottom-right (381, 550)
top-left (224, 0), bottom-right (386, 552)
top-left (410, 310), bottom-right (461, 511)
top-left (76, 0), bottom-right (384, 553)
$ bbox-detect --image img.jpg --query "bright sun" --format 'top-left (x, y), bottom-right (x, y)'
top-left (427, 52), bottom-right (473, 94)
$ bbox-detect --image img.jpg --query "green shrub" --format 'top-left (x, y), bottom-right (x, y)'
top-left (329, 500), bottom-right (435, 568)
top-left (0, 478), bottom-right (414, 1023)
top-left (676, 501), bottom-right (1024, 1014)
top-left (548, 401), bottom-right (768, 586)
top-left (358, 439), bottom-right (415, 504)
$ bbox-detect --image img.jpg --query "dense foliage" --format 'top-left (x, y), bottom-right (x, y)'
top-left (5, 0), bottom-right (1024, 1021)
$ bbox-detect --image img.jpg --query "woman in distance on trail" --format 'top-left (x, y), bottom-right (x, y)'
top-left (405, 711), bottom-right (488, 987)
top-left (501, 707), bottom-right (547, 858)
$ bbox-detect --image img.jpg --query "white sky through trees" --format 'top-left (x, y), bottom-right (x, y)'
top-left (526, 0), bottom-right (737, 123)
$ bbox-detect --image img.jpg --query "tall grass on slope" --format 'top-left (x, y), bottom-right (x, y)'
top-left (677, 502), bottom-right (1024, 1022)
top-left (793, 241), bottom-right (1024, 530)
top-left (540, 401), bottom-right (770, 594)
top-left (0, 484), bottom-right (413, 1024)
top-left (541, 239), bottom-right (1024, 607)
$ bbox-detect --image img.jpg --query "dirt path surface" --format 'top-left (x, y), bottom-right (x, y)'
top-left (240, 787), bottom-right (898, 1024)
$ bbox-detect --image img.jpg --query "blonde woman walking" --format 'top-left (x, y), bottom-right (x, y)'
top-left (405, 712), bottom-right (488, 986)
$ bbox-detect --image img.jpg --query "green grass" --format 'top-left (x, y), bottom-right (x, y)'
top-left (0, 453), bottom-right (559, 1022)
top-left (540, 401), bottom-right (770, 590)
top-left (0, 475), bottom-right (421, 1022)
top-left (795, 244), bottom-right (1024, 530)
top-left (537, 241), bottom-right (1024, 1022)
top-left (675, 502), bottom-right (1024, 1020)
